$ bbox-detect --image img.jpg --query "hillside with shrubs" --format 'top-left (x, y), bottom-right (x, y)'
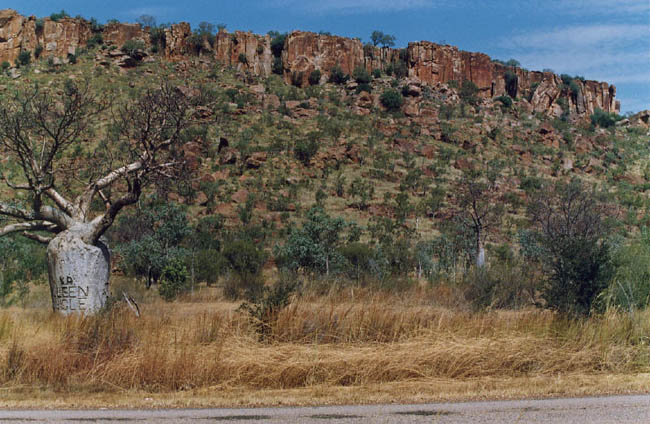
top-left (0, 10), bottom-right (649, 407)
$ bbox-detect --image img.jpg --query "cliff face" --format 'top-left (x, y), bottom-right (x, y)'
top-left (0, 9), bottom-right (619, 116)
top-left (213, 31), bottom-right (272, 76)
top-left (0, 9), bottom-right (91, 64)
top-left (282, 31), bottom-right (365, 86)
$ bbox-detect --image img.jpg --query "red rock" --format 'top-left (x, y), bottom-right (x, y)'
top-left (195, 191), bottom-right (208, 205)
top-left (263, 94), bottom-right (281, 109)
top-left (214, 31), bottom-right (272, 76)
top-left (0, 10), bottom-right (621, 117)
top-left (246, 151), bottom-right (268, 168)
top-left (231, 189), bottom-right (249, 204)
top-left (421, 145), bottom-right (436, 159)
top-left (103, 22), bottom-right (148, 47)
top-left (283, 31), bottom-right (365, 87)
top-left (164, 22), bottom-right (192, 59)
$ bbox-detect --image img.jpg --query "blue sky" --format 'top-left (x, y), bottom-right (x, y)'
top-left (14, 0), bottom-right (650, 113)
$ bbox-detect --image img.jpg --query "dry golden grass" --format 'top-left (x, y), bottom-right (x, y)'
top-left (1, 289), bottom-right (650, 408)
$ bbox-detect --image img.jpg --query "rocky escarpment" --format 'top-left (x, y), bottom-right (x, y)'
top-left (0, 9), bottom-right (91, 64)
top-left (0, 9), bottom-right (620, 117)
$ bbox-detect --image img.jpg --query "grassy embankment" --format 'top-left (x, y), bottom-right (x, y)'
top-left (1, 280), bottom-right (649, 408)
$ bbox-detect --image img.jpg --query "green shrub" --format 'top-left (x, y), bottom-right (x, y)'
top-left (356, 83), bottom-right (372, 93)
top-left (372, 68), bottom-right (381, 78)
top-left (17, 50), bottom-right (31, 66)
top-left (222, 239), bottom-right (266, 298)
top-left (329, 65), bottom-right (349, 84)
top-left (290, 71), bottom-right (303, 87)
top-left (238, 52), bottom-right (248, 64)
top-left (34, 45), bottom-right (43, 58)
top-left (604, 228), bottom-right (650, 311)
top-left (380, 88), bottom-right (404, 111)
top-left (340, 242), bottom-right (375, 282)
top-left (459, 80), bottom-right (479, 105)
top-left (308, 69), bottom-right (322, 86)
top-left (353, 66), bottom-right (371, 84)
top-left (193, 249), bottom-right (227, 286)
top-left (1, 61), bottom-right (9, 71)
top-left (590, 108), bottom-right (621, 128)
top-left (462, 261), bottom-right (535, 311)
top-left (158, 258), bottom-right (189, 301)
top-left (35, 18), bottom-right (44, 32)
top-left (50, 10), bottom-right (69, 22)
top-left (392, 60), bottom-right (407, 79)
top-left (495, 95), bottom-right (512, 109)
top-left (239, 277), bottom-right (301, 340)
top-left (121, 39), bottom-right (146, 59)
top-left (86, 33), bottom-right (103, 49)
top-left (294, 136), bottom-right (320, 165)
top-left (504, 71), bottom-right (518, 98)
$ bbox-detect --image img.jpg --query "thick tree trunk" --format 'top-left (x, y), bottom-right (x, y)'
top-left (47, 230), bottom-right (110, 315)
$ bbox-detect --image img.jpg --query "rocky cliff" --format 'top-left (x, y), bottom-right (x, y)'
top-left (0, 9), bottom-right (619, 117)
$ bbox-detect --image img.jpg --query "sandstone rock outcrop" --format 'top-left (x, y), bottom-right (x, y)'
top-left (0, 10), bottom-right (621, 117)
top-left (214, 31), bottom-right (272, 76)
top-left (103, 22), bottom-right (148, 47)
top-left (0, 9), bottom-right (91, 64)
top-left (282, 31), bottom-right (365, 87)
top-left (164, 22), bottom-right (192, 59)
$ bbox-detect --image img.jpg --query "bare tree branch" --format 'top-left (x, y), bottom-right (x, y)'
top-left (45, 187), bottom-right (77, 217)
top-left (22, 232), bottom-right (54, 244)
top-left (0, 203), bottom-right (34, 220)
top-left (0, 221), bottom-right (59, 237)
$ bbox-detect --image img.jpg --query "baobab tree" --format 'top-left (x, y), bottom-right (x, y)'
top-left (0, 80), bottom-right (202, 314)
top-left (456, 171), bottom-right (504, 267)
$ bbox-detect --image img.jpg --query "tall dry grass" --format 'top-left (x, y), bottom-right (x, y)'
top-left (1, 291), bottom-right (650, 394)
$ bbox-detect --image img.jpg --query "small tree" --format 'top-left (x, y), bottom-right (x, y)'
top-left (115, 199), bottom-right (190, 289)
top-left (275, 207), bottom-right (347, 276)
top-left (158, 257), bottom-right (189, 301)
top-left (17, 50), bottom-right (31, 67)
top-left (527, 179), bottom-right (614, 315)
top-left (370, 31), bottom-right (396, 48)
top-left (136, 14), bottom-right (157, 28)
top-left (222, 239), bottom-right (266, 299)
top-left (456, 172), bottom-right (504, 267)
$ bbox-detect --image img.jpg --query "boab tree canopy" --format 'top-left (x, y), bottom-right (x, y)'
top-left (0, 80), bottom-right (205, 314)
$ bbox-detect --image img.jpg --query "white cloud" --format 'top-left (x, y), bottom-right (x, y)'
top-left (505, 24), bottom-right (649, 50)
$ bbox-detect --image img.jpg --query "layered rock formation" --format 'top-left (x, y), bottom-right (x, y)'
top-left (0, 9), bottom-right (91, 64)
top-left (213, 31), bottom-right (272, 76)
top-left (0, 9), bottom-right (620, 116)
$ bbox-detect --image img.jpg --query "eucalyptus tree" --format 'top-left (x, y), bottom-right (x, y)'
top-left (0, 80), bottom-right (203, 314)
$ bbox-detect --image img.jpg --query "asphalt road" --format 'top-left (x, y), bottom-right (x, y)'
top-left (1, 395), bottom-right (649, 423)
